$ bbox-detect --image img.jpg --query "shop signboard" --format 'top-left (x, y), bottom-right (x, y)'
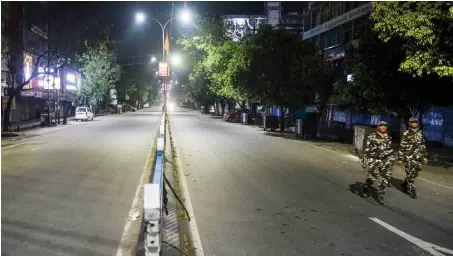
top-left (303, 2), bottom-right (372, 40)
top-left (20, 90), bottom-right (43, 98)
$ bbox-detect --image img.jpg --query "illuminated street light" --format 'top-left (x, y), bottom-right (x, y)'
top-left (175, 81), bottom-right (178, 84)
top-left (151, 56), bottom-right (157, 62)
top-left (135, 12), bottom-right (146, 24)
top-left (170, 53), bottom-right (182, 66)
top-left (181, 9), bottom-right (191, 23)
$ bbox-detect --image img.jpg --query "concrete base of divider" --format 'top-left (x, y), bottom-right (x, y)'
top-left (143, 112), bottom-right (167, 256)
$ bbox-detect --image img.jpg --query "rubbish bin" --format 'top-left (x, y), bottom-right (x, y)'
top-left (354, 125), bottom-right (375, 154)
top-left (40, 113), bottom-right (50, 126)
top-left (242, 113), bottom-right (252, 125)
top-left (295, 119), bottom-right (303, 136)
top-left (263, 115), bottom-right (279, 131)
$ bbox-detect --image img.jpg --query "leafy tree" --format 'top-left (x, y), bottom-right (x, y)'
top-left (236, 25), bottom-right (325, 131)
top-left (335, 28), bottom-right (452, 121)
top-left (371, 1), bottom-right (453, 77)
top-left (78, 39), bottom-right (120, 113)
top-left (185, 64), bottom-right (217, 113)
top-left (179, 18), bottom-right (252, 115)
top-left (147, 84), bottom-right (160, 106)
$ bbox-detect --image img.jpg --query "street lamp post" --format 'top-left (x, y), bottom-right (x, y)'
top-left (135, 10), bottom-right (191, 111)
top-left (149, 17), bottom-right (172, 62)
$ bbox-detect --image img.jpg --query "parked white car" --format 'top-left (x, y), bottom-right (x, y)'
top-left (75, 107), bottom-right (94, 121)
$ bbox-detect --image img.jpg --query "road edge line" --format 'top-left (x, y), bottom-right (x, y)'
top-left (1, 142), bottom-right (26, 150)
top-left (116, 128), bottom-right (159, 256)
top-left (167, 115), bottom-right (205, 256)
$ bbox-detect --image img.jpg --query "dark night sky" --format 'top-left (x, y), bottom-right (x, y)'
top-left (49, 1), bottom-right (267, 59)
top-left (44, 1), bottom-right (305, 83)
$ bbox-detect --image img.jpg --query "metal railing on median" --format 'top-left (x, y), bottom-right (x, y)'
top-left (143, 113), bottom-right (166, 256)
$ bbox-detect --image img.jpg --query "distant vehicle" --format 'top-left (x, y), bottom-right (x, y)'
top-left (143, 103), bottom-right (150, 108)
top-left (128, 106), bottom-right (137, 112)
top-left (224, 110), bottom-right (242, 122)
top-left (75, 107), bottom-right (94, 121)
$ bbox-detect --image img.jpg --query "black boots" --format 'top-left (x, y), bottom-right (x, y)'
top-left (402, 180), bottom-right (417, 199)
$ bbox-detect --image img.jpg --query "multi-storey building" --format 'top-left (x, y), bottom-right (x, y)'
top-left (222, 2), bottom-right (304, 42)
top-left (302, 1), bottom-right (372, 71)
top-left (1, 2), bottom-right (80, 126)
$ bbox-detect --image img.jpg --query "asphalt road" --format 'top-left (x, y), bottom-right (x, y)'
top-left (1, 107), bottom-right (162, 256)
top-left (168, 108), bottom-right (453, 256)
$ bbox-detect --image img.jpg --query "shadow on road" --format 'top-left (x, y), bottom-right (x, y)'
top-left (389, 177), bottom-right (408, 194)
top-left (349, 182), bottom-right (380, 203)
top-left (208, 115), bottom-right (223, 119)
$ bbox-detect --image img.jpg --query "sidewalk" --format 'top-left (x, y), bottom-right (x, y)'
top-left (262, 129), bottom-right (452, 166)
top-left (2, 119), bottom-right (42, 136)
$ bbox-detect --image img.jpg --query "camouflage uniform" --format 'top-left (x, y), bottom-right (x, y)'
top-left (398, 123), bottom-right (427, 196)
top-left (361, 129), bottom-right (395, 196)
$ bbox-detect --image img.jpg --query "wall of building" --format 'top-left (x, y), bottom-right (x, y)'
top-left (302, 2), bottom-right (372, 50)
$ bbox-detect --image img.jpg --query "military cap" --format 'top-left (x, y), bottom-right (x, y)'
top-left (409, 117), bottom-right (418, 123)
top-left (378, 121), bottom-right (388, 126)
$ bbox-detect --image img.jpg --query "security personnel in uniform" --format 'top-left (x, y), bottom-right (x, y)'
top-left (361, 121), bottom-right (394, 205)
top-left (397, 117), bottom-right (428, 199)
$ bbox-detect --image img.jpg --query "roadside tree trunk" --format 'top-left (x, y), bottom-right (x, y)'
top-left (3, 94), bottom-right (14, 132)
top-left (214, 99), bottom-right (219, 115)
top-left (220, 98), bottom-right (226, 117)
top-left (203, 103), bottom-right (209, 113)
top-left (3, 79), bottom-right (18, 132)
top-left (280, 106), bottom-right (287, 132)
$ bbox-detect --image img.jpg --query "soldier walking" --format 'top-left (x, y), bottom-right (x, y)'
top-left (361, 121), bottom-right (395, 205)
top-left (397, 117), bottom-right (428, 199)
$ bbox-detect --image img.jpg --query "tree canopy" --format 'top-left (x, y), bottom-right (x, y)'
top-left (335, 28), bottom-right (452, 118)
top-left (78, 39), bottom-right (120, 111)
top-left (371, 1), bottom-right (453, 78)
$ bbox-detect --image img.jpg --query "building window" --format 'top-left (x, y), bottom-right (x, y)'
top-left (312, 9), bottom-right (321, 27)
top-left (304, 14), bottom-right (312, 30)
top-left (343, 21), bottom-right (353, 45)
top-left (331, 3), bottom-right (341, 19)
top-left (320, 32), bottom-right (329, 49)
top-left (321, 5), bottom-right (330, 23)
top-left (330, 27), bottom-right (340, 46)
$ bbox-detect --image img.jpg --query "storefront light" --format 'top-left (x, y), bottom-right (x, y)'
top-left (66, 84), bottom-right (77, 90)
top-left (38, 67), bottom-right (45, 77)
top-left (67, 73), bottom-right (75, 83)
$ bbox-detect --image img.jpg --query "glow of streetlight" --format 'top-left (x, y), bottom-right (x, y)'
top-left (175, 81), bottom-right (178, 84)
top-left (135, 12), bottom-right (145, 24)
top-left (151, 56), bottom-right (157, 63)
top-left (171, 54), bottom-right (182, 66)
top-left (180, 9), bottom-right (191, 23)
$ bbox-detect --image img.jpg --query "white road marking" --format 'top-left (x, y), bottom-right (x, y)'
top-left (419, 178), bottom-right (453, 191)
top-left (369, 217), bottom-right (453, 256)
top-left (171, 123), bottom-right (205, 256)
top-left (2, 142), bottom-right (26, 150)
